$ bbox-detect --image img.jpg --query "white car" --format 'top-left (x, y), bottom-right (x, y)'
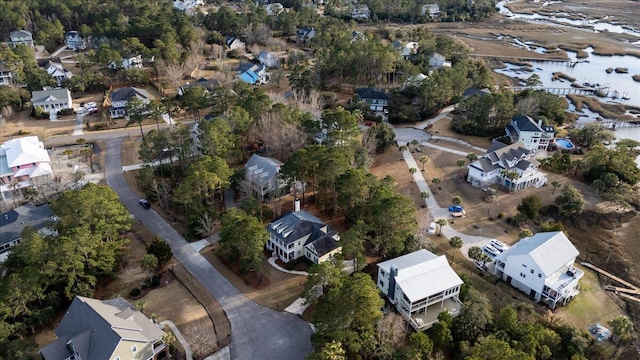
top-left (483, 244), bottom-right (501, 256)
top-left (85, 102), bottom-right (97, 109)
top-left (474, 260), bottom-right (487, 271)
top-left (427, 222), bottom-right (437, 235)
top-left (490, 239), bottom-right (508, 252)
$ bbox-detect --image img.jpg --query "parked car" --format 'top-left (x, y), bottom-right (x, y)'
top-left (139, 199), bottom-right (151, 209)
top-left (85, 101), bottom-right (97, 109)
top-left (87, 107), bottom-right (99, 114)
top-left (490, 239), bottom-right (508, 252)
top-left (427, 222), bottom-right (437, 235)
top-left (474, 260), bottom-right (487, 271)
top-left (448, 205), bottom-right (463, 212)
top-left (483, 244), bottom-right (500, 256)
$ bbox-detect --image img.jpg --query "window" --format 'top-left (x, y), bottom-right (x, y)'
top-left (530, 269), bottom-right (534, 274)
top-left (522, 264), bottom-right (527, 268)
top-left (538, 273), bottom-right (542, 278)
top-left (379, 280), bottom-right (385, 288)
top-left (131, 345), bottom-right (137, 354)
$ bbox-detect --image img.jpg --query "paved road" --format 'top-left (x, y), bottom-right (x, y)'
top-left (104, 138), bottom-right (313, 360)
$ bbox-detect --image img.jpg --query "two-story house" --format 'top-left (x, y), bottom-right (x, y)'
top-left (355, 88), bottom-right (390, 112)
top-left (296, 27), bottom-right (316, 43)
top-left (39, 296), bottom-right (168, 360)
top-left (505, 115), bottom-right (556, 151)
top-left (0, 203), bottom-right (54, 262)
top-left (429, 53), bottom-right (451, 68)
top-left (178, 77), bottom-right (220, 96)
top-left (31, 88), bottom-right (73, 113)
top-left (490, 231), bottom-right (584, 309)
top-left (109, 54), bottom-right (144, 70)
top-left (9, 30), bottom-right (34, 47)
top-left (0, 136), bottom-right (53, 201)
top-left (266, 204), bottom-right (341, 264)
top-left (236, 63), bottom-right (268, 85)
top-left (392, 41), bottom-right (420, 60)
top-left (422, 4), bottom-right (440, 18)
top-left (40, 60), bottom-right (73, 85)
top-left (225, 36), bottom-right (245, 51)
top-left (245, 154), bottom-right (287, 201)
top-left (377, 250), bottom-right (463, 331)
top-left (109, 87), bottom-right (151, 118)
top-left (0, 61), bottom-right (14, 86)
top-left (467, 141), bottom-right (547, 191)
top-left (258, 51), bottom-right (281, 68)
top-left (65, 31), bottom-right (86, 51)
top-left (351, 5), bottom-right (371, 20)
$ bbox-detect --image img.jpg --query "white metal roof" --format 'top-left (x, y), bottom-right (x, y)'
top-left (2, 136), bottom-right (50, 168)
top-left (378, 250), bottom-right (463, 303)
top-left (493, 231), bottom-right (579, 277)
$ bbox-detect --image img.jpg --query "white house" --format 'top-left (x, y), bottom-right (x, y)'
top-left (351, 4), bottom-right (371, 20)
top-left (109, 54), bottom-right (143, 70)
top-left (258, 51), bottom-right (281, 68)
top-left (377, 250), bottom-right (463, 331)
top-left (226, 36), bottom-right (245, 51)
top-left (467, 141), bottom-right (547, 191)
top-left (0, 204), bottom-right (54, 262)
top-left (0, 61), bottom-right (14, 86)
top-left (245, 153), bottom-right (287, 200)
top-left (0, 136), bottom-right (54, 202)
top-left (429, 53), bottom-right (451, 68)
top-left (31, 88), bottom-right (73, 113)
top-left (109, 87), bottom-right (150, 118)
top-left (40, 60), bottom-right (73, 85)
top-left (265, 3), bottom-right (284, 16)
top-left (173, 0), bottom-right (205, 12)
top-left (422, 4), bottom-right (440, 18)
top-left (65, 31), bottom-right (86, 51)
top-left (490, 231), bottom-right (584, 309)
top-left (505, 115), bottom-right (556, 151)
top-left (392, 41), bottom-right (420, 60)
top-left (355, 88), bottom-right (390, 112)
top-left (9, 30), bottom-right (34, 47)
top-left (266, 205), bottom-right (341, 264)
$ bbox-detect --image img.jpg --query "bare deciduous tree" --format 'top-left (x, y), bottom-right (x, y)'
top-left (288, 90), bottom-right (324, 119)
top-left (374, 313), bottom-right (407, 359)
top-left (249, 112), bottom-right (307, 159)
top-left (159, 59), bottom-right (186, 90)
top-left (242, 23), bottom-right (272, 46)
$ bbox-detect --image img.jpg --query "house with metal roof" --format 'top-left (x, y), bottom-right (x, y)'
top-left (355, 88), bottom-right (390, 112)
top-left (0, 203), bottom-right (54, 262)
top-left (505, 115), bottom-right (556, 151)
top-left (245, 154), bottom-right (287, 200)
top-left (266, 205), bottom-right (341, 264)
top-left (9, 30), bottom-right (34, 47)
top-left (0, 136), bottom-right (54, 201)
top-left (377, 250), bottom-right (463, 331)
top-left (109, 87), bottom-right (150, 118)
top-left (225, 36), bottom-right (245, 51)
top-left (40, 60), bottom-right (73, 85)
top-left (31, 88), bottom-right (73, 113)
top-left (490, 231), bottom-right (583, 309)
top-left (258, 51), bottom-right (281, 68)
top-left (467, 141), bottom-right (547, 191)
top-left (39, 296), bottom-right (168, 360)
top-left (236, 63), bottom-right (268, 85)
top-left (428, 52), bottom-right (451, 68)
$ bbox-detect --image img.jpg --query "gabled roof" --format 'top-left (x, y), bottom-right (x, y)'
top-left (245, 153), bottom-right (282, 187)
top-left (226, 36), bottom-right (243, 46)
top-left (378, 250), bottom-right (463, 303)
top-left (470, 141), bottom-right (535, 173)
top-left (10, 30), bottom-right (32, 38)
top-left (180, 78), bottom-right (220, 92)
top-left (355, 87), bottom-right (390, 100)
top-left (306, 235), bottom-right (340, 257)
top-left (0, 203), bottom-right (54, 245)
top-left (493, 231), bottom-right (579, 277)
top-left (512, 115), bottom-right (544, 132)
top-left (462, 87), bottom-right (491, 98)
top-left (39, 296), bottom-right (165, 360)
top-left (1, 136), bottom-right (50, 167)
top-left (110, 87), bottom-right (150, 102)
top-left (31, 89), bottom-right (71, 105)
top-left (267, 210), bottom-right (337, 245)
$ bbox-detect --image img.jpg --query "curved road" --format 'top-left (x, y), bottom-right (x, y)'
top-left (104, 137), bottom-right (313, 360)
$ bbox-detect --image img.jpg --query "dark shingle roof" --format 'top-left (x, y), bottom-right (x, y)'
top-left (355, 88), bottom-right (390, 100)
top-left (513, 115), bottom-right (544, 132)
top-left (267, 210), bottom-right (337, 246)
top-left (462, 88), bottom-right (490, 98)
top-left (306, 235), bottom-right (340, 257)
top-left (0, 204), bottom-right (54, 246)
top-left (110, 87), bottom-right (149, 102)
top-left (181, 78), bottom-right (220, 92)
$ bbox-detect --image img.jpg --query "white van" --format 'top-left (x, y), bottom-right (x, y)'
top-left (427, 222), bottom-right (437, 235)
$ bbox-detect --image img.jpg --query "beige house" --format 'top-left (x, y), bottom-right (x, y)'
top-left (39, 296), bottom-right (168, 360)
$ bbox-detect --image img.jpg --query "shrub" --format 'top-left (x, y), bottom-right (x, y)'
top-left (147, 236), bottom-right (173, 266)
top-left (129, 288), bottom-right (141, 297)
top-left (58, 108), bottom-right (75, 115)
top-left (497, 212), bottom-right (505, 219)
top-left (540, 221), bottom-right (564, 232)
top-left (151, 274), bottom-right (161, 287)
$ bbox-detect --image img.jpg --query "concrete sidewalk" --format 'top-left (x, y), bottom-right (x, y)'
top-left (160, 320), bottom-right (193, 360)
top-left (413, 105), bottom-right (456, 130)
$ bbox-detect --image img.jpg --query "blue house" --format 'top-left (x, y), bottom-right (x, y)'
top-left (236, 63), bottom-right (268, 85)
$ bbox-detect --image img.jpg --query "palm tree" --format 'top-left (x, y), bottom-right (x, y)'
top-left (501, 170), bottom-right (520, 192)
top-left (436, 218), bottom-right (448, 236)
top-left (466, 153), bottom-right (478, 164)
top-left (551, 181), bottom-right (561, 194)
top-left (419, 156), bottom-right (429, 171)
top-left (456, 159), bottom-right (466, 179)
top-left (399, 145), bottom-right (408, 159)
top-left (608, 316), bottom-right (634, 347)
top-left (409, 167), bottom-right (417, 176)
top-left (468, 246), bottom-right (482, 261)
top-left (448, 236), bottom-right (463, 263)
top-left (420, 191), bottom-right (430, 207)
top-left (432, 177), bottom-right (441, 194)
top-left (411, 139), bottom-right (419, 151)
top-left (452, 196), bottom-right (462, 206)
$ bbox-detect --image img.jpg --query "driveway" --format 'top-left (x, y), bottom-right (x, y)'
top-left (104, 138), bottom-right (313, 360)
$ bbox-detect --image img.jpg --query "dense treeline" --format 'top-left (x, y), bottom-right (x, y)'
top-left (0, 184), bottom-right (131, 357)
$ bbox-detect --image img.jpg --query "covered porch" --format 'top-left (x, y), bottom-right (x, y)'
top-left (402, 297), bottom-right (462, 331)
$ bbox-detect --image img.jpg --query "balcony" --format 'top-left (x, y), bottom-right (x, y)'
top-left (402, 297), bottom-right (462, 331)
top-left (153, 340), bottom-right (166, 354)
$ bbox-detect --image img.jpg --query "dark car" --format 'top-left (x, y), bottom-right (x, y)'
top-left (139, 199), bottom-right (151, 209)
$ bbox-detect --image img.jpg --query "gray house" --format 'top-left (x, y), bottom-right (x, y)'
top-left (65, 31), bottom-right (86, 51)
top-left (39, 296), bottom-right (168, 360)
top-left (245, 153), bottom-right (286, 200)
top-left (31, 88), bottom-right (73, 112)
top-left (9, 30), bottom-right (34, 47)
top-left (296, 27), bottom-right (316, 43)
top-left (355, 88), bottom-right (390, 112)
top-left (0, 203), bottom-right (54, 262)
top-left (109, 87), bottom-right (150, 118)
